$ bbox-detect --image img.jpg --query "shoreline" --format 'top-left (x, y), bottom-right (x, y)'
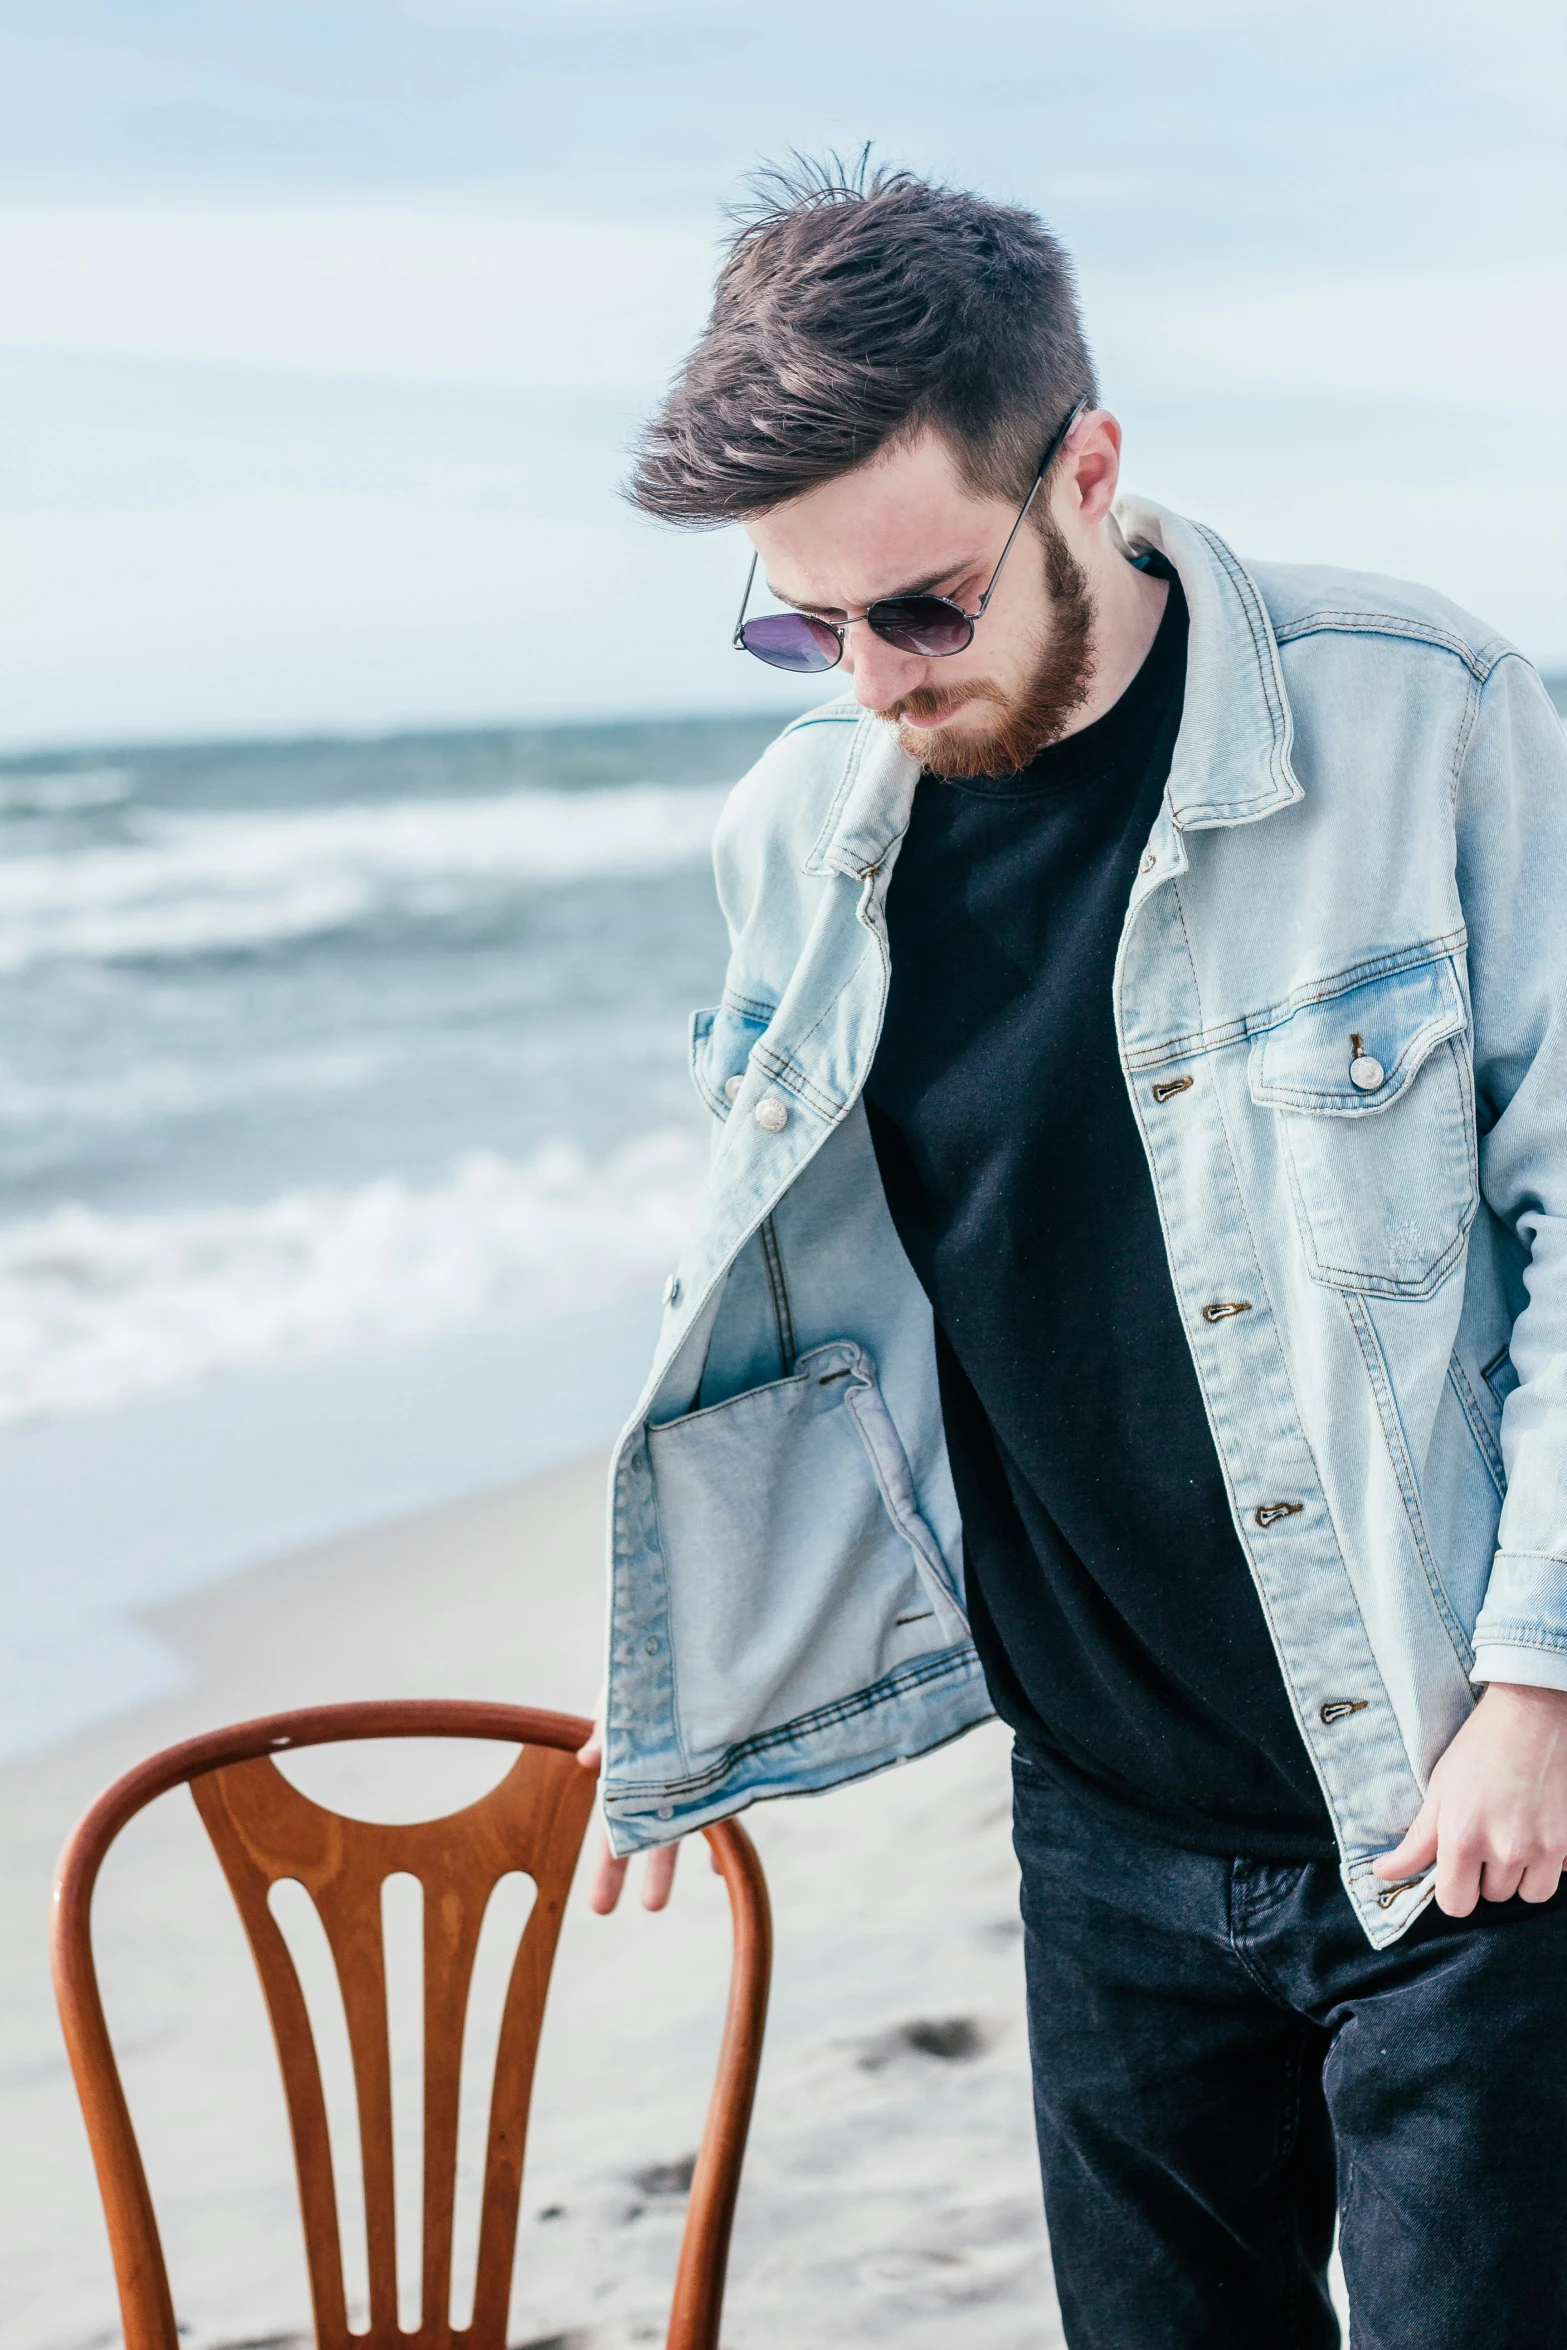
top-left (0, 1295), bottom-right (662, 1767)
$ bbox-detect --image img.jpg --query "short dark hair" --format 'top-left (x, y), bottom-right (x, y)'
top-left (627, 155), bottom-right (1098, 526)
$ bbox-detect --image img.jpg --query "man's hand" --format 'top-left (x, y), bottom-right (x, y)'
top-left (575, 1721), bottom-right (707, 1915)
top-left (1373, 1682), bottom-right (1567, 1915)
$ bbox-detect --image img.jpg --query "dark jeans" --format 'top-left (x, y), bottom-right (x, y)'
top-left (1012, 1748), bottom-right (1567, 2350)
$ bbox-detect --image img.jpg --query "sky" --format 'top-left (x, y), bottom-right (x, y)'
top-left (1, 0), bottom-right (1563, 748)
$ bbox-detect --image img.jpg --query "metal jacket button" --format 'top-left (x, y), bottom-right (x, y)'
top-left (755, 1096), bottom-right (789, 1132)
top-left (1349, 1054), bottom-right (1386, 1091)
top-left (723, 1074), bottom-right (744, 1103)
top-left (662, 1273), bottom-right (681, 1307)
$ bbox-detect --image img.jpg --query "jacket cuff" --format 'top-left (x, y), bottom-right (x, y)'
top-left (1470, 1644), bottom-right (1567, 1695)
top-left (1470, 1549), bottom-right (1567, 1683)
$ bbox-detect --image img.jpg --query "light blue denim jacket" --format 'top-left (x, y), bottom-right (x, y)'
top-left (600, 497), bottom-right (1567, 1948)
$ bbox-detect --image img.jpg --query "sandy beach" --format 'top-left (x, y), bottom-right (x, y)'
top-left (1, 1449), bottom-right (1058, 2350)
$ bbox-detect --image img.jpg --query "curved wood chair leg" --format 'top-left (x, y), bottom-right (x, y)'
top-left (666, 1818), bottom-right (773, 2350)
top-left (52, 1779), bottom-right (188, 2350)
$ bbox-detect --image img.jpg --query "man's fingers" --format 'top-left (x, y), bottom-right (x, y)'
top-left (1478, 1857), bottom-right (1526, 1904)
top-left (1434, 1833), bottom-right (1482, 1917)
top-left (642, 1841), bottom-right (680, 1912)
top-left (576, 1728), bottom-right (602, 1770)
top-left (1373, 1794), bottom-right (1438, 1881)
top-left (1519, 1857), bottom-right (1565, 1904)
top-left (584, 1819), bottom-right (686, 1918)
top-left (587, 1835), bottom-right (629, 1915)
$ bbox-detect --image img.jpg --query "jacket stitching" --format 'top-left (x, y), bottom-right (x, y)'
top-left (1272, 610), bottom-right (1511, 684)
top-left (1166, 871), bottom-right (1207, 1034)
top-left (752, 888), bottom-right (886, 1115)
top-left (688, 1010), bottom-right (728, 1121)
top-left (609, 1699), bottom-right (997, 1824)
top-left (721, 987), bottom-right (776, 1023)
top-left (782, 915), bottom-right (879, 1062)
top-left (1197, 1014), bottom-right (1378, 1798)
top-left (625, 1081), bottom-right (878, 1452)
top-left (1123, 869), bottom-right (1364, 1826)
top-left (1191, 521), bottom-right (1289, 748)
top-left (1188, 520), bottom-right (1293, 797)
top-left (1449, 665), bottom-right (1483, 825)
top-left (751, 1041), bottom-right (849, 1122)
top-left (805, 712), bottom-right (876, 872)
top-left (1254, 1063), bottom-right (1455, 1117)
top-left (1273, 1037), bottom-right (1476, 1298)
top-left (608, 1644), bottom-right (983, 1803)
top-left (637, 1474), bottom-right (693, 1780)
top-left (1249, 985), bottom-right (1464, 1113)
top-left (757, 1212), bottom-right (795, 1375)
top-left (779, 705), bottom-right (859, 738)
top-left (1341, 1292), bottom-right (1475, 1673)
top-left (1201, 1035), bottom-right (1427, 1807)
top-left (1120, 931), bottom-right (1470, 1071)
top-left (1445, 1353), bottom-right (1506, 1500)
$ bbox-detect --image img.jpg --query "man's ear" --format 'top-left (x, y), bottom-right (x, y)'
top-left (1064, 411), bottom-right (1123, 528)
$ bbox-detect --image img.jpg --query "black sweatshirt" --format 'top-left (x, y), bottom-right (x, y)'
top-left (864, 580), bottom-right (1335, 1859)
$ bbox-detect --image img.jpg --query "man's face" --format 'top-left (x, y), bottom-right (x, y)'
top-left (743, 428), bottom-right (1096, 776)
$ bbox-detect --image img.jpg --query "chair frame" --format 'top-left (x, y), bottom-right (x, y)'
top-left (50, 1698), bottom-right (771, 2350)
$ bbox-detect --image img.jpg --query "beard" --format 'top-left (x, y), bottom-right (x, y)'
top-left (885, 516), bottom-right (1096, 780)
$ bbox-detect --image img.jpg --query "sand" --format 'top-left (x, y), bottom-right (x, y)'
top-left (0, 1451), bottom-right (1058, 2350)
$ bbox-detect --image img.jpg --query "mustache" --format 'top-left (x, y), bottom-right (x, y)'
top-left (881, 679), bottom-right (1003, 725)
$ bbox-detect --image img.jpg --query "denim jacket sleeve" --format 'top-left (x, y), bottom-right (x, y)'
top-left (1459, 654), bottom-right (1567, 1689)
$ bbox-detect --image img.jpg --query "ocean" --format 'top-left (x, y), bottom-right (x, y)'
top-left (0, 712), bottom-right (798, 1753)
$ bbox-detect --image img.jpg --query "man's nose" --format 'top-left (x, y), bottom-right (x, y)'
top-left (841, 622), bottom-right (928, 714)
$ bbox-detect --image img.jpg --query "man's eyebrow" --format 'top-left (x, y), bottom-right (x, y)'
top-left (765, 559), bottom-right (980, 617)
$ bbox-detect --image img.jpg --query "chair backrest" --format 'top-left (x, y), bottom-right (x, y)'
top-left (50, 1699), bottom-right (771, 2350)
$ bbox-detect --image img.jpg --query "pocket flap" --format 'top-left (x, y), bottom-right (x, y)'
top-left (1249, 956), bottom-right (1466, 1118)
top-left (689, 995), bottom-right (775, 1118)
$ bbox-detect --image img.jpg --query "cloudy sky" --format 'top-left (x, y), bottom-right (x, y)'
top-left (2, 0), bottom-right (1562, 747)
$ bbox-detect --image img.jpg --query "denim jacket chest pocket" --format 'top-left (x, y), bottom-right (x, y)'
top-left (689, 994), bottom-right (776, 1119)
top-left (1247, 953), bottom-right (1478, 1299)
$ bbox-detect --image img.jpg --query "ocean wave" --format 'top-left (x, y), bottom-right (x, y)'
top-left (0, 766), bottom-right (134, 816)
top-left (0, 781), bottom-right (727, 968)
top-left (0, 1130), bottom-right (707, 1424)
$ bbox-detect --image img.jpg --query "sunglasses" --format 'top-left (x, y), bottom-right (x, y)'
top-left (732, 397), bottom-right (1087, 675)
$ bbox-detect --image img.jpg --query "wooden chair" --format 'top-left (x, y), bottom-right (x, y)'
top-left (50, 1699), bottom-right (771, 2350)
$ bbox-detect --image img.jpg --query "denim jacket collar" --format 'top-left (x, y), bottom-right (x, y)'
top-left (802, 495), bottom-right (1304, 884)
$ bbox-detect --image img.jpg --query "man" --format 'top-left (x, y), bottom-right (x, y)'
top-left (577, 162), bottom-right (1567, 2346)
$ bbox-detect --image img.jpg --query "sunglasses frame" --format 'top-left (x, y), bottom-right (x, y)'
top-left (732, 396), bottom-right (1088, 674)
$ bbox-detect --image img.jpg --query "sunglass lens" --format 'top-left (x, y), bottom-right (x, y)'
top-left (868, 598), bottom-right (974, 657)
top-left (739, 614), bottom-right (841, 673)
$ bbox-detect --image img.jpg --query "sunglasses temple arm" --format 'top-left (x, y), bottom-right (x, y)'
top-left (973, 396), bottom-right (1088, 617)
top-left (732, 549), bottom-right (760, 648)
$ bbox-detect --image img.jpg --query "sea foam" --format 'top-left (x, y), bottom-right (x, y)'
top-left (0, 1128), bottom-right (707, 1424)
top-left (0, 780), bottom-right (727, 969)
